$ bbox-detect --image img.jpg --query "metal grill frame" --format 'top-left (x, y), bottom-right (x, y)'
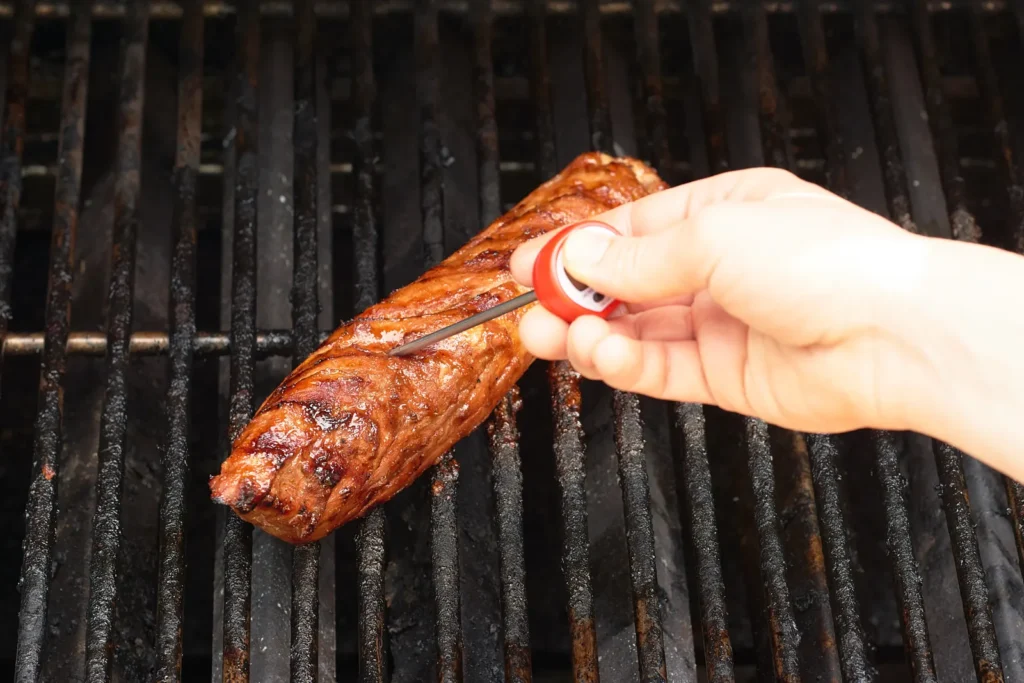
top-left (1, 1), bottom-right (1023, 682)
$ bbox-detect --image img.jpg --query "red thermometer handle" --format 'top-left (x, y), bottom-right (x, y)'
top-left (532, 220), bottom-right (621, 323)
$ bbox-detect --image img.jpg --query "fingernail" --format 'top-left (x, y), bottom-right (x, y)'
top-left (564, 230), bottom-right (612, 270)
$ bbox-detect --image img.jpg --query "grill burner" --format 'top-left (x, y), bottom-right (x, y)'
top-left (1, 0), bottom-right (1023, 681)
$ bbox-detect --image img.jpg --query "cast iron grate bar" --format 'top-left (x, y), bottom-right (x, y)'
top-left (794, 2), bottom-right (874, 677)
top-left (487, 387), bottom-right (532, 683)
top-left (905, 0), bottom-right (978, 243)
top-left (222, 3), bottom-right (261, 680)
top-left (579, 0), bottom-right (669, 679)
top-left (969, 0), bottom-right (1024, 251)
top-left (529, 2), bottom-right (599, 679)
top-left (914, 2), bottom-right (1023, 678)
top-left (746, 419), bottom-right (801, 682)
top-left (856, 2), bottom-right (1005, 681)
top-left (290, 0), bottom-right (321, 680)
top-left (873, 431), bottom-right (938, 682)
top-left (0, 1), bottom-right (1020, 19)
top-left (83, 2), bottom-right (149, 681)
top-left (751, 1), bottom-right (790, 168)
top-left (858, 11), bottom-right (937, 683)
top-left (934, 443), bottom-right (1006, 682)
top-left (472, 0), bottom-right (534, 680)
top-left (349, 0), bottom-right (389, 678)
top-left (798, 0), bottom-right (849, 195)
top-left (671, 2), bottom-right (737, 680)
top-left (613, 392), bottom-right (669, 682)
top-left (418, 0), bottom-right (444, 269)
top-left (416, 0), bottom-right (465, 679)
top-left (1006, 461), bottom-right (1024, 576)
top-left (580, 0), bottom-right (610, 154)
top-left (473, 0), bottom-right (500, 226)
top-left (356, 509), bottom-right (388, 683)
top-left (854, 0), bottom-right (913, 230)
top-left (431, 451), bottom-right (463, 683)
top-left (634, 0), bottom-right (670, 175)
top-left (674, 405), bottom-right (735, 682)
top-left (548, 360), bottom-right (598, 683)
top-left (803, 435), bottom-right (873, 680)
top-left (687, 0), bottom-right (727, 176)
top-left (530, 0), bottom-right (557, 179)
top-left (964, 0), bottom-right (1024, 582)
top-left (154, 1), bottom-right (203, 680)
top-left (2, 329), bottom-right (324, 357)
top-left (13, 2), bottom-right (77, 680)
top-left (0, 0), bottom-right (32, 385)
top-left (783, 437), bottom-right (844, 679)
top-left (632, 6), bottom-right (698, 677)
top-left (747, 6), bottom-right (803, 681)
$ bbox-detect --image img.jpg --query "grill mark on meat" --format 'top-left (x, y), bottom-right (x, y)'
top-left (463, 248), bottom-right (509, 270)
top-left (233, 479), bottom-right (259, 514)
top-left (311, 452), bottom-right (345, 488)
top-left (251, 424), bottom-right (300, 468)
top-left (464, 290), bottom-right (503, 314)
top-left (301, 402), bottom-right (351, 432)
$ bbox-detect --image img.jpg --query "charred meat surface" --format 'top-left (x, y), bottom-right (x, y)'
top-left (209, 152), bottom-right (666, 543)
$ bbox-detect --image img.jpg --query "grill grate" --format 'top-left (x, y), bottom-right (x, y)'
top-left (155, 2), bottom-right (203, 679)
top-left (1, 1), bottom-right (1023, 682)
top-left (83, 2), bottom-right (148, 680)
top-left (13, 1), bottom-right (69, 679)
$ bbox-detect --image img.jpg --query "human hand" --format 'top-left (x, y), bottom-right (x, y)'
top-left (509, 168), bottom-right (940, 436)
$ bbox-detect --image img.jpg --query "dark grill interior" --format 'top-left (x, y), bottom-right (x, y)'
top-left (1, 0), bottom-right (1024, 681)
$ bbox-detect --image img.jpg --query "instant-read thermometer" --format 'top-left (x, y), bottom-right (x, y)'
top-left (388, 220), bottom-right (621, 357)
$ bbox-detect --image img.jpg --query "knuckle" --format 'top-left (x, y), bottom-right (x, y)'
top-left (762, 166), bottom-right (800, 184)
top-left (693, 203), bottom-right (732, 231)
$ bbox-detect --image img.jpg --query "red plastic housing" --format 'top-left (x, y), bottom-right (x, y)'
top-left (532, 220), bottom-right (621, 322)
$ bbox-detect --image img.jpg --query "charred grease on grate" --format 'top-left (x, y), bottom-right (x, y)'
top-left (579, 0), bottom-right (669, 678)
top-left (13, 2), bottom-right (67, 681)
top-left (473, 0), bottom-right (534, 678)
top-left (348, 0), bottom-right (388, 677)
top-left (789, 2), bottom-right (875, 677)
top-left (674, 405), bottom-right (734, 682)
top-left (290, 1), bottom-right (322, 681)
top-left (873, 432), bottom-right (938, 682)
top-left (530, 0), bottom-right (599, 679)
top-left (935, 443), bottom-right (1006, 683)
top-left (487, 387), bottom-right (532, 682)
top-left (83, 2), bottom-right (150, 682)
top-left (741, 8), bottom-right (806, 681)
top-left (154, 1), bottom-right (203, 681)
top-left (854, 0), bottom-right (915, 232)
top-left (222, 4), bottom-right (262, 681)
top-left (671, 1), bottom-right (736, 679)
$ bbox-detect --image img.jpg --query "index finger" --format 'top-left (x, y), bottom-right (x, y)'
top-left (509, 167), bottom-right (827, 286)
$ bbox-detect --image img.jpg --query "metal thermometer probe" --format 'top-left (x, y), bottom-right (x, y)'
top-left (388, 220), bottom-right (621, 357)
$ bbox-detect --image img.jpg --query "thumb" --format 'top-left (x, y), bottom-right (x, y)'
top-left (561, 207), bottom-right (739, 302)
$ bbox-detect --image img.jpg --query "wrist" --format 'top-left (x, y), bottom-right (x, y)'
top-left (895, 236), bottom-right (1024, 482)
